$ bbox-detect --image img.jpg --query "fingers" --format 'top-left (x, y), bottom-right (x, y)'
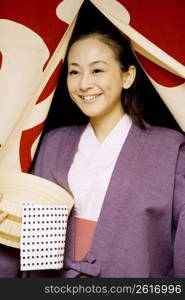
top-left (0, 211), bottom-right (8, 223)
top-left (0, 193), bottom-right (8, 222)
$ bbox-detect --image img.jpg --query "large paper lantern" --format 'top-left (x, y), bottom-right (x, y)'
top-left (0, 0), bottom-right (184, 173)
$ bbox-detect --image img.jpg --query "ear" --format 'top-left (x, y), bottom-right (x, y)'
top-left (122, 65), bottom-right (136, 89)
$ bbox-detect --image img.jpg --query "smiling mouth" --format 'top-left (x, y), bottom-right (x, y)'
top-left (79, 94), bottom-right (102, 101)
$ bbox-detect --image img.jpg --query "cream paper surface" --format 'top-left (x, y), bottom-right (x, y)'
top-left (0, 0), bottom-right (84, 172)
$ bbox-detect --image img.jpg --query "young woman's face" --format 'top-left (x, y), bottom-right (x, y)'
top-left (67, 37), bottom-right (126, 121)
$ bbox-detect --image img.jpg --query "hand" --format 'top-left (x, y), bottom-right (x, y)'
top-left (0, 193), bottom-right (8, 223)
top-left (0, 211), bottom-right (8, 223)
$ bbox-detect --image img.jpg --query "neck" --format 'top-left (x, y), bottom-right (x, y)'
top-left (90, 108), bottom-right (125, 143)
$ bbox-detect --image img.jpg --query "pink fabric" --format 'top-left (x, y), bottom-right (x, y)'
top-left (74, 217), bottom-right (96, 261)
top-left (68, 114), bottom-right (132, 221)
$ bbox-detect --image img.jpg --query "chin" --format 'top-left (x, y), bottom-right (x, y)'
top-left (81, 110), bottom-right (103, 118)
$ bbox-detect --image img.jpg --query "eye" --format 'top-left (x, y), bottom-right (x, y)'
top-left (93, 69), bottom-right (103, 74)
top-left (68, 70), bottom-right (79, 76)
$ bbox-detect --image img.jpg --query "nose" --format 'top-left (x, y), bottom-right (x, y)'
top-left (79, 72), bottom-right (94, 91)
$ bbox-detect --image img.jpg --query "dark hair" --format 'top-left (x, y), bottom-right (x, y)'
top-left (65, 27), bottom-right (146, 129)
top-left (42, 0), bottom-right (181, 135)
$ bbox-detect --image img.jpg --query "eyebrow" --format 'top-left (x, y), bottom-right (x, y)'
top-left (68, 60), bottom-right (109, 67)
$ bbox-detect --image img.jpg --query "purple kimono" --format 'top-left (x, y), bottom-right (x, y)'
top-left (0, 123), bottom-right (185, 277)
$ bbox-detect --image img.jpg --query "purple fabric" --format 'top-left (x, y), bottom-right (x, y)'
top-left (64, 252), bottom-right (101, 277)
top-left (0, 123), bottom-right (185, 278)
top-left (0, 245), bottom-right (21, 278)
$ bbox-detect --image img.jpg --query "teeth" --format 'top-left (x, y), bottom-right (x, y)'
top-left (81, 95), bottom-right (99, 100)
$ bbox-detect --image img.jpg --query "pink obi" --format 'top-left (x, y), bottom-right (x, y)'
top-left (74, 217), bottom-right (96, 261)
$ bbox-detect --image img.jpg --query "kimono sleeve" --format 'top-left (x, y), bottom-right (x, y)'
top-left (0, 244), bottom-right (20, 278)
top-left (30, 129), bottom-right (59, 184)
top-left (173, 140), bottom-right (185, 277)
top-left (0, 132), bottom-right (57, 278)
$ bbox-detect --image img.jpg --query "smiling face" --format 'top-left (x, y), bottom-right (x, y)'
top-left (67, 36), bottom-right (128, 123)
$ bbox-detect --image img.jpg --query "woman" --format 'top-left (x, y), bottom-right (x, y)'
top-left (1, 26), bottom-right (184, 278)
top-left (26, 26), bottom-right (185, 278)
